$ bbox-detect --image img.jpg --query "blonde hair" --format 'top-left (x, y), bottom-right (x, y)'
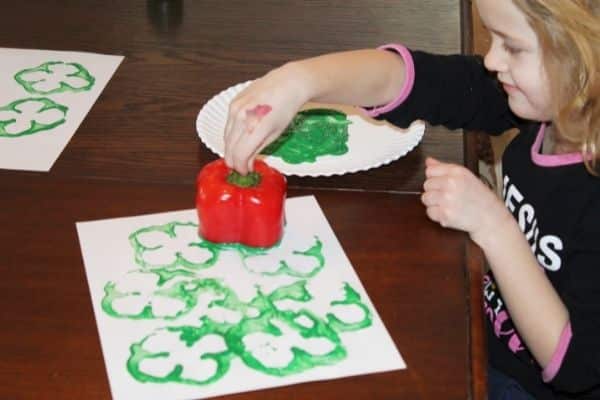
top-left (512, 0), bottom-right (600, 175)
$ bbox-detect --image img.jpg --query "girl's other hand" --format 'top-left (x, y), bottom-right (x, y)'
top-left (421, 157), bottom-right (509, 244)
top-left (223, 63), bottom-right (311, 175)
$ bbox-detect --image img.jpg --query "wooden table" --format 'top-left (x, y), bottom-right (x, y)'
top-left (0, 1), bottom-right (486, 399)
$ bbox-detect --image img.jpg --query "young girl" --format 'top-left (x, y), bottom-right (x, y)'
top-left (223, 0), bottom-right (600, 398)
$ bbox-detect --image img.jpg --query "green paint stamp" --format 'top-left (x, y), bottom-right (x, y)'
top-left (15, 61), bottom-right (96, 95)
top-left (0, 97), bottom-right (67, 137)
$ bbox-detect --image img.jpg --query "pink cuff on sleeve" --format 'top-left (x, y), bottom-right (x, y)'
top-left (364, 43), bottom-right (415, 118)
top-left (542, 322), bottom-right (572, 382)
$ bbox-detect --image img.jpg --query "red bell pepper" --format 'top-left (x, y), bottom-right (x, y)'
top-left (196, 158), bottom-right (286, 247)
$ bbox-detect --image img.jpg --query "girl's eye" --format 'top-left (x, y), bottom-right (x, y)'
top-left (503, 44), bottom-right (522, 55)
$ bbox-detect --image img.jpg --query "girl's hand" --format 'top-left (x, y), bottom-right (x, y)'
top-left (421, 157), bottom-right (509, 244)
top-left (223, 63), bottom-right (311, 175)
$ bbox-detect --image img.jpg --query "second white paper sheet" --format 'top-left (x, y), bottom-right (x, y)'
top-left (0, 48), bottom-right (123, 171)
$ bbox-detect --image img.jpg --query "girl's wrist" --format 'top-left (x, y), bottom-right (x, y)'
top-left (281, 60), bottom-right (318, 106)
top-left (470, 203), bottom-right (516, 250)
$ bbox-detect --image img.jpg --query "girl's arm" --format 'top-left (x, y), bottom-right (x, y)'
top-left (472, 199), bottom-right (569, 368)
top-left (421, 157), bottom-right (569, 368)
top-left (295, 49), bottom-right (406, 108)
top-left (224, 49), bottom-right (406, 174)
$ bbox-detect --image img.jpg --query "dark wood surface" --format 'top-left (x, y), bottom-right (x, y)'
top-left (0, 1), bottom-right (486, 399)
top-left (2, 0), bottom-right (464, 192)
top-left (0, 175), bottom-right (472, 400)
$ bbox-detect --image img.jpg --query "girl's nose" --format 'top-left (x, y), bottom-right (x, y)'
top-left (483, 42), bottom-right (506, 73)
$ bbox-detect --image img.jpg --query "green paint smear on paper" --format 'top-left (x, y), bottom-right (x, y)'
top-left (127, 320), bottom-right (235, 386)
top-left (129, 222), bottom-right (221, 271)
top-left (15, 61), bottom-right (96, 95)
top-left (102, 275), bottom-right (228, 320)
top-left (129, 221), bottom-right (324, 279)
top-left (0, 97), bottom-right (67, 137)
top-left (209, 239), bottom-right (282, 257)
top-left (223, 282), bottom-right (347, 376)
top-left (327, 283), bottom-right (373, 332)
top-left (127, 281), bottom-right (351, 384)
top-left (113, 220), bottom-right (375, 386)
top-left (261, 108), bottom-right (350, 163)
top-left (241, 236), bottom-right (325, 278)
top-left (129, 221), bottom-right (283, 272)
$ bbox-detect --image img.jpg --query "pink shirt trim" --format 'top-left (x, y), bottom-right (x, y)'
top-left (542, 322), bottom-right (572, 382)
top-left (531, 124), bottom-right (583, 166)
top-left (364, 44), bottom-right (415, 118)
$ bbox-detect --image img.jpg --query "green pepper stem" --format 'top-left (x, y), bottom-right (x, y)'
top-left (227, 170), bottom-right (262, 187)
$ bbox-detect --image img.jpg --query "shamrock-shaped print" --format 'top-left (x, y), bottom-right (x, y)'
top-left (242, 235), bottom-right (324, 278)
top-left (129, 222), bottom-right (220, 271)
top-left (128, 322), bottom-right (234, 386)
top-left (0, 98), bottom-right (67, 137)
top-left (102, 271), bottom-right (227, 320)
top-left (230, 311), bottom-right (346, 376)
top-left (267, 281), bottom-right (372, 333)
top-left (15, 61), bottom-right (95, 95)
top-left (208, 284), bottom-right (345, 376)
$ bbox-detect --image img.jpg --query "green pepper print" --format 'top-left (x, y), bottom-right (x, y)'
top-left (211, 283), bottom-right (332, 375)
top-left (126, 280), bottom-right (360, 384)
top-left (268, 281), bottom-right (372, 332)
top-left (102, 271), bottom-right (228, 320)
top-left (15, 61), bottom-right (96, 95)
top-left (241, 235), bottom-right (325, 278)
top-left (129, 222), bottom-right (221, 272)
top-left (0, 98), bottom-right (67, 137)
top-left (125, 281), bottom-right (373, 385)
top-left (261, 108), bottom-right (351, 163)
top-left (114, 220), bottom-right (375, 386)
top-left (326, 283), bottom-right (373, 332)
top-left (226, 284), bottom-right (346, 376)
top-left (128, 322), bottom-right (235, 386)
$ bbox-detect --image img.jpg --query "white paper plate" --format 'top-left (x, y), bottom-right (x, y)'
top-left (196, 81), bottom-right (424, 177)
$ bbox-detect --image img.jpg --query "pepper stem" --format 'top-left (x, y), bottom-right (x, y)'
top-left (227, 170), bottom-right (262, 187)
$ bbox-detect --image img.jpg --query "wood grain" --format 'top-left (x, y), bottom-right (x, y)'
top-left (3, 0), bottom-right (464, 192)
top-left (0, 175), bottom-right (471, 399)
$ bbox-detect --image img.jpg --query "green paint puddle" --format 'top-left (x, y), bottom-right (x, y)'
top-left (261, 108), bottom-right (351, 163)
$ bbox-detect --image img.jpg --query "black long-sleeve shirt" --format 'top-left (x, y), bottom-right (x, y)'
top-left (376, 49), bottom-right (600, 399)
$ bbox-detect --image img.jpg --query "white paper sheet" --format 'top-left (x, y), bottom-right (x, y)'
top-left (0, 48), bottom-right (123, 171)
top-left (76, 196), bottom-right (405, 400)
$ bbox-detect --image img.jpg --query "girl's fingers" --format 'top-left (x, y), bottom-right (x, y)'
top-left (232, 116), bottom-right (275, 174)
top-left (423, 176), bottom-right (446, 192)
top-left (226, 104), bottom-right (253, 168)
top-left (224, 101), bottom-right (247, 167)
top-left (425, 164), bottom-right (449, 178)
top-left (424, 205), bottom-right (443, 224)
top-left (247, 129), bottom-right (282, 172)
top-left (223, 115), bottom-right (234, 166)
top-left (226, 103), bottom-right (274, 172)
top-left (420, 190), bottom-right (442, 207)
top-left (425, 156), bottom-right (441, 166)
top-left (246, 134), bottom-right (271, 173)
